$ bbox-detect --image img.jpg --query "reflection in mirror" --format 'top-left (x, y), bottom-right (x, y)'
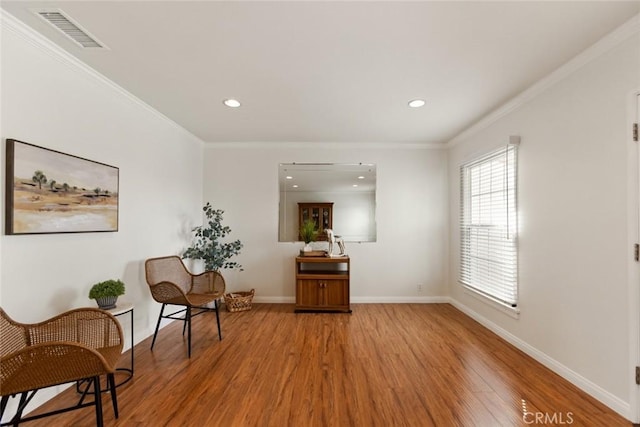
top-left (278, 163), bottom-right (376, 243)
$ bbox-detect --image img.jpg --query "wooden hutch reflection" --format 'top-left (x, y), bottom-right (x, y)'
top-left (298, 202), bottom-right (333, 241)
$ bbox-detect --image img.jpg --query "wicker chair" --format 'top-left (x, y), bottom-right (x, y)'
top-left (145, 256), bottom-right (226, 358)
top-left (0, 307), bottom-right (123, 427)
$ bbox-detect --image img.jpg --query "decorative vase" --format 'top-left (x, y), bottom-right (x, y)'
top-left (303, 244), bottom-right (312, 252)
top-left (95, 296), bottom-right (118, 310)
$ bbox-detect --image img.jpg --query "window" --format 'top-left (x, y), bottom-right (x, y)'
top-left (460, 144), bottom-right (518, 307)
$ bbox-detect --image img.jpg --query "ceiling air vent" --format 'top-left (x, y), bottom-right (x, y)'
top-left (34, 9), bottom-right (106, 49)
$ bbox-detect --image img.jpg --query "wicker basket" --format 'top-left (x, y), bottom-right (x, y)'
top-left (224, 289), bottom-right (255, 312)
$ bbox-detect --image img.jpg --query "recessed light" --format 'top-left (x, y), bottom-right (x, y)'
top-left (286, 176), bottom-right (293, 180)
top-left (292, 185), bottom-right (299, 188)
top-left (352, 184), bottom-right (358, 188)
top-left (408, 99), bottom-right (425, 108)
top-left (223, 99), bottom-right (241, 108)
top-left (358, 176), bottom-right (365, 179)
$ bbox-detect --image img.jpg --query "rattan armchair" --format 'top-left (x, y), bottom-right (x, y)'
top-left (0, 307), bottom-right (123, 427)
top-left (145, 256), bottom-right (226, 358)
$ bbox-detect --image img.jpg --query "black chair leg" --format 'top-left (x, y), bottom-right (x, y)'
top-left (108, 373), bottom-right (118, 418)
top-left (0, 395), bottom-right (9, 421)
top-left (93, 376), bottom-right (103, 427)
top-left (11, 392), bottom-right (28, 427)
top-left (187, 306), bottom-right (192, 358)
top-left (214, 299), bottom-right (222, 341)
top-left (151, 304), bottom-right (165, 350)
top-left (182, 310), bottom-right (188, 336)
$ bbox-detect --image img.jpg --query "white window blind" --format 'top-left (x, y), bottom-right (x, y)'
top-left (460, 145), bottom-right (518, 307)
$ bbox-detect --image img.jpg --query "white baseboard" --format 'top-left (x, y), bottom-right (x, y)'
top-left (447, 297), bottom-right (631, 420)
top-left (352, 296), bottom-right (449, 303)
top-left (251, 296), bottom-right (449, 304)
top-left (252, 296), bottom-right (295, 304)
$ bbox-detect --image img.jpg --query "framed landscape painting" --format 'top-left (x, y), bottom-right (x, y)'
top-left (5, 139), bottom-right (119, 234)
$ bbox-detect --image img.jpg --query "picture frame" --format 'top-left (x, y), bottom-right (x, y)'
top-left (5, 139), bottom-right (119, 234)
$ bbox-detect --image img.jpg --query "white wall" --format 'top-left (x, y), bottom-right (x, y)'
top-left (203, 144), bottom-right (449, 301)
top-left (0, 14), bottom-right (204, 416)
top-left (447, 28), bottom-right (640, 413)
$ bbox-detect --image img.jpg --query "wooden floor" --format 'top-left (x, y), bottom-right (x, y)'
top-left (19, 303), bottom-right (630, 426)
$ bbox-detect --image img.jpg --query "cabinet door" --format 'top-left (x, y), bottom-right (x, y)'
top-left (311, 208), bottom-right (320, 227)
top-left (321, 207), bottom-right (331, 231)
top-left (301, 207), bottom-right (309, 223)
top-left (324, 279), bottom-right (348, 307)
top-left (296, 279), bottom-right (322, 307)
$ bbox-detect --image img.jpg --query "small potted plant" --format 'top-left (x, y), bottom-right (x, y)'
top-left (299, 219), bottom-right (318, 252)
top-left (89, 279), bottom-right (125, 310)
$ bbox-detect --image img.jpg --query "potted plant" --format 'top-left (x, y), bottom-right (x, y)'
top-left (89, 279), bottom-right (125, 310)
top-left (299, 219), bottom-right (318, 252)
top-left (183, 202), bottom-right (243, 272)
top-left (184, 203), bottom-right (247, 312)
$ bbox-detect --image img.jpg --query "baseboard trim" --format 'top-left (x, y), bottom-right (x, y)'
top-left (252, 296), bottom-right (295, 304)
top-left (251, 296), bottom-right (449, 304)
top-left (352, 296), bottom-right (449, 303)
top-left (447, 297), bottom-right (631, 420)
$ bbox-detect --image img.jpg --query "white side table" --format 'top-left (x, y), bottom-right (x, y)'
top-left (106, 302), bottom-right (134, 387)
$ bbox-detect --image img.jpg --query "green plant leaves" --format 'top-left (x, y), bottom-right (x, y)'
top-left (299, 219), bottom-right (318, 244)
top-left (89, 279), bottom-right (125, 299)
top-left (183, 202), bottom-right (243, 271)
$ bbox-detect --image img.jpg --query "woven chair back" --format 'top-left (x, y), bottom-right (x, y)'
top-left (0, 308), bottom-right (28, 357)
top-left (0, 308), bottom-right (123, 397)
top-left (145, 256), bottom-right (192, 294)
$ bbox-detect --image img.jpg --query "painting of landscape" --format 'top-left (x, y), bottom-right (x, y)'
top-left (5, 139), bottom-right (119, 234)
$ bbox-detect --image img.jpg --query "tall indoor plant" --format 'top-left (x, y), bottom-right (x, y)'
top-left (183, 202), bottom-right (243, 271)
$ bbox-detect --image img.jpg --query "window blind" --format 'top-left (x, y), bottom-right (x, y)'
top-left (460, 145), bottom-right (518, 306)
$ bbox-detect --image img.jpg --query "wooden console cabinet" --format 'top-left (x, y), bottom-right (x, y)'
top-left (295, 256), bottom-right (350, 313)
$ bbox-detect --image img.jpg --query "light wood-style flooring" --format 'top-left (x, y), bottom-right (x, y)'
top-left (21, 304), bottom-right (630, 426)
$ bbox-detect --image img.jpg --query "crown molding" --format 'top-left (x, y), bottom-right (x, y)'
top-left (204, 141), bottom-right (446, 149)
top-left (1, 10), bottom-right (445, 150)
top-left (5, 7), bottom-right (636, 151)
top-left (0, 10), bottom-right (204, 147)
top-left (446, 13), bottom-right (640, 148)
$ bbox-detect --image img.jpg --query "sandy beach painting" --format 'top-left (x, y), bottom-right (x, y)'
top-left (5, 139), bottom-right (119, 234)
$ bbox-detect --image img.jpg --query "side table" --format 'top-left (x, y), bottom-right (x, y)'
top-left (76, 302), bottom-right (134, 395)
top-left (106, 302), bottom-right (134, 387)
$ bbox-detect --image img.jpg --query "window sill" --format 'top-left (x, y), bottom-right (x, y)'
top-left (461, 284), bottom-right (520, 319)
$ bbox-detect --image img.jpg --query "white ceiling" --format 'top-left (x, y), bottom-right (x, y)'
top-left (2, 1), bottom-right (639, 144)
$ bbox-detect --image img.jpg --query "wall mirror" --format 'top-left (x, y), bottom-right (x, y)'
top-left (278, 163), bottom-right (377, 243)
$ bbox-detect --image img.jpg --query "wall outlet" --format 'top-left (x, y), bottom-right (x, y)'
top-left (417, 284), bottom-right (423, 292)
